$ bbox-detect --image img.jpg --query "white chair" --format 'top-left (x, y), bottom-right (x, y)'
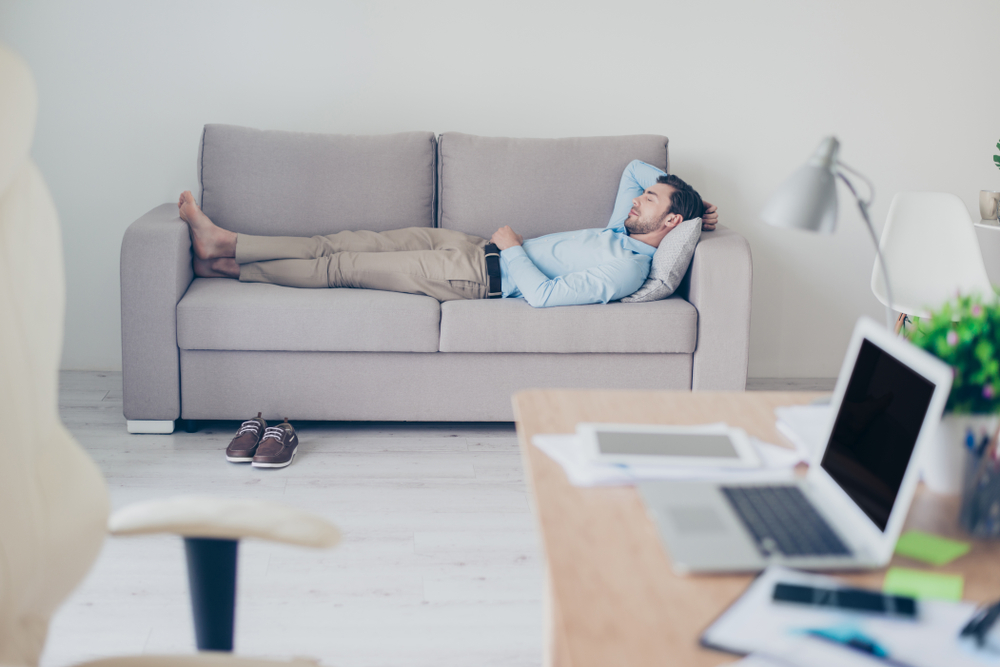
top-left (872, 192), bottom-right (995, 319)
top-left (974, 219), bottom-right (1000, 288)
top-left (0, 43), bottom-right (338, 667)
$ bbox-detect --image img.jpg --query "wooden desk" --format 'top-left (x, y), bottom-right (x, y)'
top-left (512, 389), bottom-right (1000, 667)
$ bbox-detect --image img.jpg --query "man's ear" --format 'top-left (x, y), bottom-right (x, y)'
top-left (663, 212), bottom-right (684, 231)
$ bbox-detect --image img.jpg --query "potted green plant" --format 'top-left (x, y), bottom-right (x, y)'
top-left (906, 293), bottom-right (1000, 493)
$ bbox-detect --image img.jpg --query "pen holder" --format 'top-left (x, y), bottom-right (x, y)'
top-left (960, 437), bottom-right (1000, 537)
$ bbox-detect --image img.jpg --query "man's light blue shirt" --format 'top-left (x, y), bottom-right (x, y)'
top-left (499, 159), bottom-right (667, 308)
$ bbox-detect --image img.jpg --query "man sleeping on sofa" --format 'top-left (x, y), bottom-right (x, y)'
top-left (178, 160), bottom-right (717, 308)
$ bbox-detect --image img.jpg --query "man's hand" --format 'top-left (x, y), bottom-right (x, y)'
top-left (702, 201), bottom-right (718, 231)
top-left (490, 226), bottom-right (523, 250)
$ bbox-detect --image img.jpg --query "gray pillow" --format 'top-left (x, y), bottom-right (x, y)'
top-left (622, 218), bottom-right (702, 303)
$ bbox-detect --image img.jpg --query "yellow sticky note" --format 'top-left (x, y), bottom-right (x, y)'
top-left (883, 567), bottom-right (963, 601)
top-left (894, 530), bottom-right (971, 566)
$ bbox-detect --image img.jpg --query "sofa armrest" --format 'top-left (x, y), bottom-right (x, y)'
top-left (683, 224), bottom-right (753, 390)
top-left (108, 496), bottom-right (341, 548)
top-left (120, 203), bottom-right (194, 421)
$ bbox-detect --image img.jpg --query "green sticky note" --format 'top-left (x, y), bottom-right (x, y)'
top-left (883, 567), bottom-right (964, 601)
top-left (894, 530), bottom-right (971, 566)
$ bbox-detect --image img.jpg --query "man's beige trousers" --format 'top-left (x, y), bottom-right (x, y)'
top-left (236, 227), bottom-right (490, 301)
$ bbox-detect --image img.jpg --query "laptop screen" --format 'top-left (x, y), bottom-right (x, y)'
top-left (820, 338), bottom-right (936, 531)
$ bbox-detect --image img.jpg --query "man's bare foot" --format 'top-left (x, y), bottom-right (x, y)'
top-left (178, 191), bottom-right (238, 260)
top-left (193, 257), bottom-right (240, 279)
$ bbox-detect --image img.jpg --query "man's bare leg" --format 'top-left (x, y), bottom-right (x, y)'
top-left (177, 191), bottom-right (239, 278)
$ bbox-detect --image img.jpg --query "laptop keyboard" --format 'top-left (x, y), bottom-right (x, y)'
top-left (721, 486), bottom-right (852, 557)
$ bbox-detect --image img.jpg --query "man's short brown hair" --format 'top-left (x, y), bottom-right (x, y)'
top-left (657, 174), bottom-right (706, 221)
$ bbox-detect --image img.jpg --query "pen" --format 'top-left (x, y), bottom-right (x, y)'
top-left (806, 628), bottom-right (887, 657)
top-left (961, 598), bottom-right (1000, 647)
top-left (804, 628), bottom-right (917, 667)
top-left (978, 433), bottom-right (991, 456)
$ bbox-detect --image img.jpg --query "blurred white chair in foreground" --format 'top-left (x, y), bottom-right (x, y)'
top-left (974, 219), bottom-right (1000, 288)
top-left (872, 192), bottom-right (994, 326)
top-left (0, 42), bottom-right (338, 667)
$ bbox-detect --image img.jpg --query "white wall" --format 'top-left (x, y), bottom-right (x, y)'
top-left (2, 0), bottom-right (999, 376)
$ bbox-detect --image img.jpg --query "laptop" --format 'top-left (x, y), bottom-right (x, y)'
top-left (638, 316), bottom-right (954, 573)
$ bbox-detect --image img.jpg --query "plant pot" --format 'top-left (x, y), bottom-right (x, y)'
top-left (981, 190), bottom-right (1000, 220)
top-left (923, 413), bottom-right (999, 494)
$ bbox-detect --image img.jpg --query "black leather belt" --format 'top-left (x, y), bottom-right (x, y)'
top-left (484, 243), bottom-right (502, 299)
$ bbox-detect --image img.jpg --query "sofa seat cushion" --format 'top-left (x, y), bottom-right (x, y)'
top-left (177, 279), bottom-right (441, 352)
top-left (438, 297), bottom-right (697, 353)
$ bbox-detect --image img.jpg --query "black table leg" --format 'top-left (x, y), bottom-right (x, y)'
top-left (184, 537), bottom-right (239, 651)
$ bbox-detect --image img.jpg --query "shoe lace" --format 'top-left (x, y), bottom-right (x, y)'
top-left (261, 426), bottom-right (285, 442)
top-left (236, 420), bottom-right (261, 436)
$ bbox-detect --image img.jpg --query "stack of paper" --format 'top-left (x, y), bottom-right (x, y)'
top-left (727, 641), bottom-right (887, 667)
top-left (531, 428), bottom-right (811, 487)
top-left (774, 404), bottom-right (831, 459)
top-left (706, 566), bottom-right (993, 667)
top-left (531, 405), bottom-right (831, 488)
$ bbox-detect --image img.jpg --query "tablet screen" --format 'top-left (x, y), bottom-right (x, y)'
top-left (596, 431), bottom-right (740, 459)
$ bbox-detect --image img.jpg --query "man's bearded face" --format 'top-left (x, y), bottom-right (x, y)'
top-left (624, 183), bottom-right (674, 235)
top-left (625, 209), bottom-right (669, 235)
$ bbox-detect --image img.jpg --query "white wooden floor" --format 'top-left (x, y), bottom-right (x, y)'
top-left (46, 372), bottom-right (541, 667)
top-left (46, 372), bottom-right (833, 667)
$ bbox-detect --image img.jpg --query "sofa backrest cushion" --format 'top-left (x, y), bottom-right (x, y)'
top-left (198, 125), bottom-right (437, 236)
top-left (437, 133), bottom-right (668, 240)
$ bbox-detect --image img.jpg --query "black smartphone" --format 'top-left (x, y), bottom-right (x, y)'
top-left (773, 582), bottom-right (918, 618)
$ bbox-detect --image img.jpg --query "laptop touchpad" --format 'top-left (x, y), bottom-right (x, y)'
top-left (668, 506), bottom-right (728, 534)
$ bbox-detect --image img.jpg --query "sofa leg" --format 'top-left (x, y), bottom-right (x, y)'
top-left (126, 419), bottom-right (175, 434)
top-left (182, 419), bottom-right (199, 433)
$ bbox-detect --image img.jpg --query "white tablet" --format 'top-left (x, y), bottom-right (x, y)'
top-left (576, 422), bottom-right (761, 468)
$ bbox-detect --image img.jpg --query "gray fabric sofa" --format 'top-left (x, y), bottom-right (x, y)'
top-left (120, 125), bottom-right (752, 433)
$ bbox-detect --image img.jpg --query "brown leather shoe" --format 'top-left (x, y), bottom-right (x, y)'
top-left (226, 412), bottom-right (267, 463)
top-left (251, 419), bottom-right (299, 468)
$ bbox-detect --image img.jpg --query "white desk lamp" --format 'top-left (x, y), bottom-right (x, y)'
top-left (761, 136), bottom-right (896, 330)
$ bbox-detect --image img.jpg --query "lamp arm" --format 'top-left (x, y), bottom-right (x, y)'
top-left (837, 160), bottom-right (875, 205)
top-left (835, 169), bottom-right (897, 331)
